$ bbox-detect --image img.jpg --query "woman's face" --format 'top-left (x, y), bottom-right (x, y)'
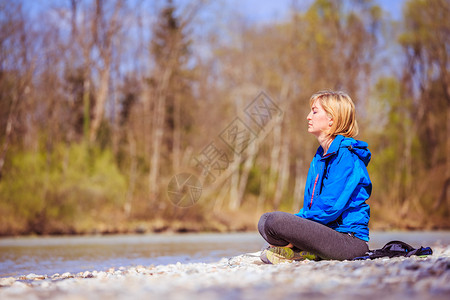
top-left (307, 99), bottom-right (332, 138)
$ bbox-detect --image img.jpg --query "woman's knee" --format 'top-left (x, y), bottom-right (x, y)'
top-left (258, 211), bottom-right (286, 234)
top-left (257, 212), bottom-right (271, 234)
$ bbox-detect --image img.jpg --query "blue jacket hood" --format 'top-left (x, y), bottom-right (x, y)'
top-left (339, 138), bottom-right (371, 166)
top-left (318, 135), bottom-right (371, 166)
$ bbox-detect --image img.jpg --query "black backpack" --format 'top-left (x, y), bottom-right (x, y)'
top-left (353, 240), bottom-right (433, 260)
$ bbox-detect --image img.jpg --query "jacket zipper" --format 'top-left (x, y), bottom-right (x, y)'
top-left (309, 173), bottom-right (319, 208)
top-left (309, 152), bottom-right (333, 209)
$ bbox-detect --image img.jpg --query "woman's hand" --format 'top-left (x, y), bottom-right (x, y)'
top-left (269, 243), bottom-right (293, 248)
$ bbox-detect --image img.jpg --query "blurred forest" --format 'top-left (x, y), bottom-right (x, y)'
top-left (0, 0), bottom-right (449, 236)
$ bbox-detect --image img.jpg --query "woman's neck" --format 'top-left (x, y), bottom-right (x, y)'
top-left (318, 134), bottom-right (334, 155)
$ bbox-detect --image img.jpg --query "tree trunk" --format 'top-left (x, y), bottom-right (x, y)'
top-left (268, 122), bottom-right (281, 206)
top-left (228, 154), bottom-right (240, 211)
top-left (0, 93), bottom-right (19, 179)
top-left (149, 66), bottom-right (173, 196)
top-left (83, 79), bottom-right (90, 142)
top-left (292, 158), bottom-right (305, 213)
top-left (237, 141), bottom-right (258, 207)
top-left (172, 90), bottom-right (181, 172)
top-left (124, 131), bottom-right (137, 218)
top-left (273, 129), bottom-right (290, 210)
top-left (89, 63), bottom-right (110, 143)
top-left (228, 140), bottom-right (257, 211)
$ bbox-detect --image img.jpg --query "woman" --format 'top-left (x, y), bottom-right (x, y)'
top-left (258, 90), bottom-right (372, 263)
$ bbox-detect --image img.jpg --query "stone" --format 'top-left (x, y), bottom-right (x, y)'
top-left (0, 277), bottom-right (16, 287)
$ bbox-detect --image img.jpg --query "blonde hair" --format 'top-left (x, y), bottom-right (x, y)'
top-left (309, 90), bottom-right (359, 138)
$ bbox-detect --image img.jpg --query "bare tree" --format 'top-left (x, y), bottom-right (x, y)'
top-left (148, 0), bottom-right (198, 198)
top-left (0, 2), bottom-right (33, 178)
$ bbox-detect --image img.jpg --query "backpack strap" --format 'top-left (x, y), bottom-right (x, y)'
top-left (406, 246), bottom-right (433, 257)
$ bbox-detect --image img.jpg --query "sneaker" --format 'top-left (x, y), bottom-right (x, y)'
top-left (259, 248), bottom-right (271, 264)
top-left (261, 246), bottom-right (318, 264)
top-left (294, 250), bottom-right (318, 261)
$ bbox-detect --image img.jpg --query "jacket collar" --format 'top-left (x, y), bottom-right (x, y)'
top-left (318, 135), bottom-right (344, 159)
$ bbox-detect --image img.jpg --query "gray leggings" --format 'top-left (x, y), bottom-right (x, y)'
top-left (258, 211), bottom-right (369, 260)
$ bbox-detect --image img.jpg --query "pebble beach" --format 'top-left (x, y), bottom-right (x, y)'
top-left (1, 245), bottom-right (449, 300)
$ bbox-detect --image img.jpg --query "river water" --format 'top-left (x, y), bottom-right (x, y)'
top-left (1, 231), bottom-right (449, 278)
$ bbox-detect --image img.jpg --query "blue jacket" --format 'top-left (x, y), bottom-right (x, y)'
top-left (295, 135), bottom-right (372, 241)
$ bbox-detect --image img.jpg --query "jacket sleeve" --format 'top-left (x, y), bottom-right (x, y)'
top-left (296, 151), bottom-right (361, 225)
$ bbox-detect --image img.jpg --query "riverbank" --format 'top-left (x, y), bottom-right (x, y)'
top-left (1, 245), bottom-right (449, 300)
top-left (2, 205), bottom-right (449, 237)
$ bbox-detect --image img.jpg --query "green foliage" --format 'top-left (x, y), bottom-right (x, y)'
top-left (368, 77), bottom-right (414, 199)
top-left (0, 143), bottom-right (127, 234)
top-left (245, 165), bottom-right (262, 196)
